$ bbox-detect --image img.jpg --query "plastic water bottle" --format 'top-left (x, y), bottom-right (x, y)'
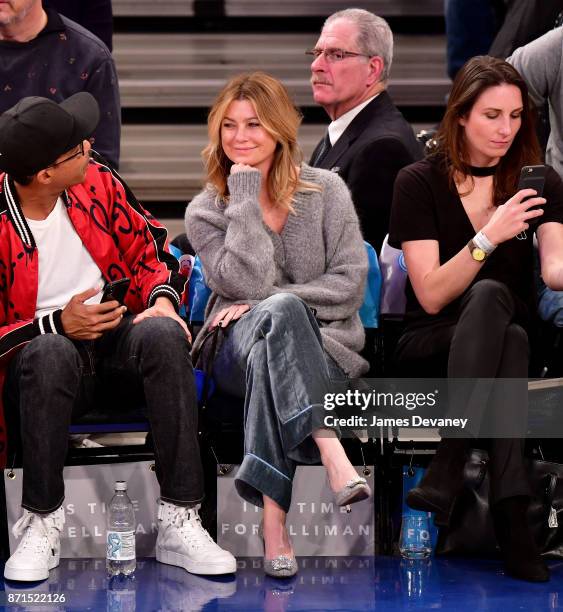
top-left (399, 514), bottom-right (432, 560)
top-left (106, 481), bottom-right (136, 576)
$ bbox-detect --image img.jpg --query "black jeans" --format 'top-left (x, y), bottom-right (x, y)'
top-left (5, 315), bottom-right (203, 513)
top-left (395, 279), bottom-right (531, 504)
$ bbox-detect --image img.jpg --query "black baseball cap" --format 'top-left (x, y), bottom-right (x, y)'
top-left (0, 92), bottom-right (100, 176)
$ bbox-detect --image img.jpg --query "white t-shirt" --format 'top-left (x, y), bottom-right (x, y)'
top-left (26, 198), bottom-right (104, 318)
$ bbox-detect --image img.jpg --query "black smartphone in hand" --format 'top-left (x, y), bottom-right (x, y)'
top-left (516, 165), bottom-right (547, 239)
top-left (517, 165), bottom-right (546, 203)
top-left (101, 278), bottom-right (130, 304)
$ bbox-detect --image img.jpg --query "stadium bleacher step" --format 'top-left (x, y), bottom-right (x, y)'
top-left (112, 2), bottom-right (446, 208)
top-left (225, 0), bottom-right (443, 17)
top-left (113, 0), bottom-right (194, 17)
top-left (120, 123), bottom-right (432, 203)
top-left (112, 0), bottom-right (442, 18)
top-left (113, 33), bottom-right (448, 108)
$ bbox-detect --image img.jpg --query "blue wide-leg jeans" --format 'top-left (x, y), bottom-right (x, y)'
top-left (211, 293), bottom-right (346, 512)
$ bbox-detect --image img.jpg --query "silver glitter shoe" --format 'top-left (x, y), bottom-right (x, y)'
top-left (263, 555), bottom-right (298, 578)
top-left (334, 477), bottom-right (371, 508)
top-left (259, 521), bottom-right (298, 578)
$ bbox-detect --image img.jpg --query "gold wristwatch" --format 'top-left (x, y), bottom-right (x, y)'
top-left (467, 239), bottom-right (487, 262)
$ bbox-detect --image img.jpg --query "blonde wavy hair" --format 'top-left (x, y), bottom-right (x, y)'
top-left (203, 72), bottom-right (320, 211)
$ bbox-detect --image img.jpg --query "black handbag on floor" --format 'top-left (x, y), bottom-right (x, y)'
top-left (435, 447), bottom-right (563, 558)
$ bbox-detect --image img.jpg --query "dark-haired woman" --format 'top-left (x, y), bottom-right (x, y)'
top-left (389, 56), bottom-right (563, 582)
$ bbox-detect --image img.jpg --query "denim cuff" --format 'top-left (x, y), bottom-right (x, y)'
top-left (159, 493), bottom-right (204, 507)
top-left (281, 404), bottom-right (329, 467)
top-left (235, 453), bottom-right (293, 513)
top-left (22, 494), bottom-right (64, 515)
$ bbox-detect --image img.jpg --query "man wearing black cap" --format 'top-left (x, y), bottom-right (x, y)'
top-left (0, 93), bottom-right (237, 581)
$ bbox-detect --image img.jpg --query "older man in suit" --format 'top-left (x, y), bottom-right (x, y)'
top-left (309, 8), bottom-right (421, 253)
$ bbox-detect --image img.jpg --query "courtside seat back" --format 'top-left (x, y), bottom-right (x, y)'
top-left (188, 244), bottom-right (381, 329)
top-left (188, 255), bottom-right (212, 324)
top-left (359, 241), bottom-right (382, 329)
top-left (379, 234), bottom-right (407, 317)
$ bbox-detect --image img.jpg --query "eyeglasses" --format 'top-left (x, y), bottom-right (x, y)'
top-left (48, 141), bottom-right (85, 167)
top-left (305, 48), bottom-right (372, 63)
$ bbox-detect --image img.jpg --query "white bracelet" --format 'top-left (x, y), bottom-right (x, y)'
top-left (477, 230), bottom-right (496, 251)
top-left (473, 231), bottom-right (496, 255)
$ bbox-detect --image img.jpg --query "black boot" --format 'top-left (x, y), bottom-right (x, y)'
top-left (406, 438), bottom-right (470, 526)
top-left (492, 496), bottom-right (550, 583)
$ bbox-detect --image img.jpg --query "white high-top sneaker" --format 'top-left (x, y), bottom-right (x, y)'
top-left (156, 501), bottom-right (236, 575)
top-left (4, 507), bottom-right (64, 581)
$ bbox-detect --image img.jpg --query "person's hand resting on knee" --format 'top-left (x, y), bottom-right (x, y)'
top-left (210, 304), bottom-right (250, 329)
top-left (133, 296), bottom-right (191, 342)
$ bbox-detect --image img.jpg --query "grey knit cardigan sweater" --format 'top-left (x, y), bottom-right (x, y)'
top-left (184, 164), bottom-right (369, 377)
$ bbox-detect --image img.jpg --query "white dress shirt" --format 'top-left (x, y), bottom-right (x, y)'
top-left (327, 94), bottom-right (380, 146)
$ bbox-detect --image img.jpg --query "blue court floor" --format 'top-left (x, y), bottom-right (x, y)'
top-left (1, 556), bottom-right (563, 611)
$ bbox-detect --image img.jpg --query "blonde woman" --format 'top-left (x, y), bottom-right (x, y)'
top-left (185, 72), bottom-right (371, 577)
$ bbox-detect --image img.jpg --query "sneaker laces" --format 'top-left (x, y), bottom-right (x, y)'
top-left (12, 510), bottom-right (63, 555)
top-left (165, 505), bottom-right (217, 551)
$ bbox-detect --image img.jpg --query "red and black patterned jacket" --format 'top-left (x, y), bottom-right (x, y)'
top-left (0, 153), bottom-right (188, 465)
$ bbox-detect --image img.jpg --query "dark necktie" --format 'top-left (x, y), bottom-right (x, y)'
top-left (311, 131), bottom-right (332, 166)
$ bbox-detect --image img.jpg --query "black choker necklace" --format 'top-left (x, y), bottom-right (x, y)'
top-left (469, 164), bottom-right (498, 177)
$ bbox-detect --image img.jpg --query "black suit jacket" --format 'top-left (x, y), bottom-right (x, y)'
top-left (309, 92), bottom-right (422, 253)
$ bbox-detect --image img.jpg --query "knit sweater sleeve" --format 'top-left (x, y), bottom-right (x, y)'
top-left (185, 170), bottom-right (276, 300)
top-left (271, 171), bottom-right (368, 320)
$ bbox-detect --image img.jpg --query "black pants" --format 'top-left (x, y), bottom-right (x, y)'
top-left (5, 315), bottom-right (204, 513)
top-left (395, 279), bottom-right (531, 504)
